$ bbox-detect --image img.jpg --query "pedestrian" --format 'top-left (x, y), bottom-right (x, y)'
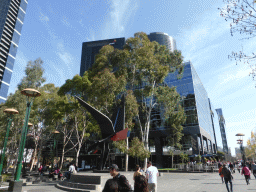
top-left (229, 162), bottom-right (234, 174)
top-left (237, 162), bottom-right (241, 173)
top-left (65, 163), bottom-right (76, 180)
top-left (145, 161), bottom-right (159, 192)
top-left (103, 164), bottom-right (132, 192)
top-left (102, 179), bottom-right (119, 192)
top-left (38, 165), bottom-right (43, 175)
top-left (251, 162), bottom-right (256, 179)
top-left (133, 165), bottom-right (142, 181)
top-left (134, 175), bottom-right (148, 192)
top-left (221, 164), bottom-right (233, 192)
top-left (241, 164), bottom-right (251, 185)
top-left (218, 165), bottom-right (224, 184)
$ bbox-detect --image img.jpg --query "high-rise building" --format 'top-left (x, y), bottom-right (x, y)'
top-left (80, 37), bottom-right (126, 76)
top-left (216, 108), bottom-right (229, 154)
top-left (163, 61), bottom-right (216, 155)
top-left (147, 32), bottom-right (177, 52)
top-left (0, 0), bottom-right (28, 103)
top-left (79, 32), bottom-right (219, 168)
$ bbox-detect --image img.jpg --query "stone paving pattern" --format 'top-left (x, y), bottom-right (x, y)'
top-left (5, 169), bottom-right (256, 192)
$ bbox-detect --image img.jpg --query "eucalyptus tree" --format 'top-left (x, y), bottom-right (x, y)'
top-left (90, 32), bottom-right (185, 169)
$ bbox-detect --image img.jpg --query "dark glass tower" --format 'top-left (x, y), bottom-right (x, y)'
top-left (79, 32), bottom-right (220, 168)
top-left (0, 0), bottom-right (28, 103)
top-left (215, 108), bottom-right (228, 154)
top-left (148, 32), bottom-right (177, 52)
top-left (80, 37), bottom-right (126, 76)
top-left (164, 61), bottom-right (216, 155)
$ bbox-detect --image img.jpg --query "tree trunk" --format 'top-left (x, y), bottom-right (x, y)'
top-left (30, 144), bottom-right (38, 171)
top-left (172, 153), bottom-right (174, 168)
top-left (36, 138), bottom-right (43, 171)
top-left (60, 144), bottom-right (65, 170)
top-left (75, 147), bottom-right (80, 167)
top-left (125, 137), bottom-right (129, 172)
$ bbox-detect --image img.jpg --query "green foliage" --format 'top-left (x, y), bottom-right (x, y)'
top-left (112, 139), bottom-right (127, 153)
top-left (156, 86), bottom-right (186, 148)
top-left (113, 137), bottom-right (150, 160)
top-left (195, 155), bottom-right (201, 161)
top-left (17, 57), bottom-right (46, 90)
top-left (179, 152), bottom-right (189, 164)
top-left (128, 137), bottom-right (150, 160)
top-left (217, 151), bottom-right (225, 156)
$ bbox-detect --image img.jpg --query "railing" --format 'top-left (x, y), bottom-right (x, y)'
top-left (172, 163), bottom-right (218, 172)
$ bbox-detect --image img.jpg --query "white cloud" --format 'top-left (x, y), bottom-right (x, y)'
top-left (55, 42), bottom-right (75, 77)
top-left (100, 0), bottom-right (139, 39)
top-left (39, 12), bottom-right (49, 24)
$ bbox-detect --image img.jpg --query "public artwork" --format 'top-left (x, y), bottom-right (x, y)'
top-left (75, 95), bottom-right (128, 170)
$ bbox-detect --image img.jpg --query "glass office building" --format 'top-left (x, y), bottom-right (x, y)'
top-left (79, 32), bottom-right (220, 167)
top-left (148, 32), bottom-right (177, 52)
top-left (164, 62), bottom-right (216, 155)
top-left (0, 0), bottom-right (28, 103)
top-left (80, 38), bottom-right (126, 76)
top-left (216, 108), bottom-right (228, 153)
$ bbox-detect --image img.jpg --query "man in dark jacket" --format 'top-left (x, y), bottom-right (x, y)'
top-left (221, 164), bottom-right (233, 192)
top-left (103, 164), bottom-right (133, 192)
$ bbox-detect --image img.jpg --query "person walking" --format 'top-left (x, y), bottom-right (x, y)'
top-left (219, 165), bottom-right (224, 184)
top-left (134, 175), bottom-right (148, 192)
top-left (145, 161), bottom-right (159, 192)
top-left (133, 165), bottom-right (142, 181)
top-left (241, 164), bottom-right (251, 185)
top-left (65, 163), bottom-right (75, 180)
top-left (229, 162), bottom-right (234, 174)
top-left (103, 164), bottom-right (133, 192)
top-left (237, 162), bottom-right (241, 173)
top-left (221, 164), bottom-right (233, 192)
top-left (251, 162), bottom-right (256, 179)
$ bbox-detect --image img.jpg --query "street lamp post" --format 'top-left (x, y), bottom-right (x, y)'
top-left (0, 109), bottom-right (19, 177)
top-left (236, 133), bottom-right (245, 164)
top-left (9, 88), bottom-right (40, 192)
top-left (22, 123), bottom-right (33, 176)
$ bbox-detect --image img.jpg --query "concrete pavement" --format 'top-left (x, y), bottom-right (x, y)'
top-left (4, 170), bottom-right (256, 191)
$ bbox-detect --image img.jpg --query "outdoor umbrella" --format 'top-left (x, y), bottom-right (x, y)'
top-left (189, 154), bottom-right (198, 158)
top-left (202, 154), bottom-right (213, 157)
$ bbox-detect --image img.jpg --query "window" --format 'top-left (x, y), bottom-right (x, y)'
top-left (6, 55), bottom-right (15, 70)
top-left (9, 43), bottom-right (18, 57)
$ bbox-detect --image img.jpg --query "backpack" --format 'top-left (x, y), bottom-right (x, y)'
top-left (222, 167), bottom-right (232, 179)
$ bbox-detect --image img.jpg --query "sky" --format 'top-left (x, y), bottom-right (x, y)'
top-left (9, 0), bottom-right (256, 156)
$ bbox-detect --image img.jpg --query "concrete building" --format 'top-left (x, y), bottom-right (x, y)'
top-left (0, 0), bottom-right (28, 103)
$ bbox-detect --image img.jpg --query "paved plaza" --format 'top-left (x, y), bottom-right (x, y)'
top-left (5, 170), bottom-right (256, 192)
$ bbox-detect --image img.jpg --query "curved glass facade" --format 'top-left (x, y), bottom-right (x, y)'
top-left (147, 32), bottom-right (177, 52)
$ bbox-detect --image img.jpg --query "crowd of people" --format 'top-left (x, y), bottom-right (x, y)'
top-left (218, 161), bottom-right (256, 192)
top-left (102, 161), bottom-right (159, 192)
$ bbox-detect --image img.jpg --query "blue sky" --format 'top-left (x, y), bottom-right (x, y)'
top-left (10, 0), bottom-right (256, 156)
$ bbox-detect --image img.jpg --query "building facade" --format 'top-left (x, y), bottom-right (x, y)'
top-left (0, 0), bottom-right (28, 103)
top-left (147, 32), bottom-right (177, 52)
top-left (216, 108), bottom-right (229, 154)
top-left (80, 37), bottom-right (126, 76)
top-left (163, 62), bottom-right (216, 155)
top-left (79, 32), bottom-right (221, 168)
